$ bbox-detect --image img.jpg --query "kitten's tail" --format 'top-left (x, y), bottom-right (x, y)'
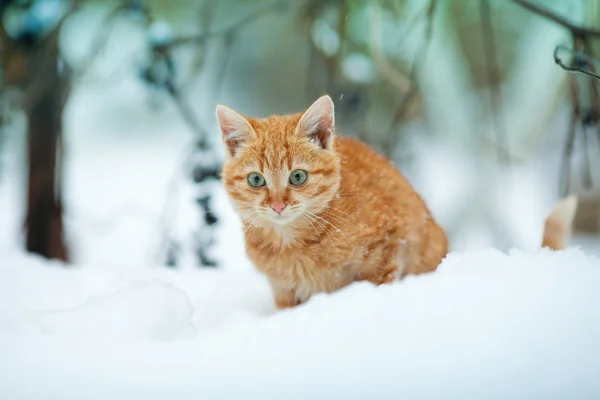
top-left (541, 196), bottom-right (578, 250)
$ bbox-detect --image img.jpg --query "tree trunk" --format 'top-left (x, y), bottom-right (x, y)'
top-left (23, 50), bottom-right (68, 261)
top-left (0, 4), bottom-right (70, 262)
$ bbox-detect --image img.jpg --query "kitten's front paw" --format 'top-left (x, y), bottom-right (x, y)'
top-left (275, 298), bottom-right (299, 309)
top-left (273, 288), bottom-right (300, 309)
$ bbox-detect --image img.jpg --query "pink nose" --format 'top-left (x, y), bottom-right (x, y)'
top-left (270, 203), bottom-right (287, 214)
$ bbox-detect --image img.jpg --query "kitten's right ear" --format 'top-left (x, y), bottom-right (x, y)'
top-left (296, 95), bottom-right (335, 150)
top-left (215, 105), bottom-right (255, 158)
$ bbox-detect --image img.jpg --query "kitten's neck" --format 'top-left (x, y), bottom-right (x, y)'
top-left (248, 219), bottom-right (301, 250)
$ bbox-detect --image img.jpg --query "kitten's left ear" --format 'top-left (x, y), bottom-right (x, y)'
top-left (296, 95), bottom-right (335, 150)
top-left (215, 104), bottom-right (256, 158)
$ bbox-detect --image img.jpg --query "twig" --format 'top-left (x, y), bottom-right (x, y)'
top-left (580, 122), bottom-right (593, 190)
top-left (509, 0), bottom-right (600, 38)
top-left (213, 32), bottom-right (235, 101)
top-left (383, 0), bottom-right (437, 146)
top-left (181, 0), bottom-right (217, 88)
top-left (582, 39), bottom-right (600, 173)
top-left (305, 37), bottom-right (317, 103)
top-left (560, 86), bottom-right (579, 196)
top-left (479, 0), bottom-right (510, 164)
top-left (369, 1), bottom-right (421, 94)
top-left (335, 0), bottom-right (349, 72)
top-left (154, 0), bottom-right (287, 143)
top-left (583, 40), bottom-right (600, 105)
top-left (554, 45), bottom-right (600, 80)
top-left (511, 0), bottom-right (600, 194)
top-left (553, 44), bottom-right (600, 193)
top-left (79, 3), bottom-right (146, 75)
top-left (156, 0), bottom-right (286, 51)
top-left (166, 80), bottom-right (209, 146)
top-left (560, 39), bottom-right (583, 196)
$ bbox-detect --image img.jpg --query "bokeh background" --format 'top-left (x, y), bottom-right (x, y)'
top-left (0, 0), bottom-right (599, 269)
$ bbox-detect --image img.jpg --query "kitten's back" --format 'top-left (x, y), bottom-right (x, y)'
top-left (331, 136), bottom-right (448, 277)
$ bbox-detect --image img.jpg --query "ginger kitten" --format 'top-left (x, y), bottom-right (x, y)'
top-left (216, 95), bottom-right (448, 308)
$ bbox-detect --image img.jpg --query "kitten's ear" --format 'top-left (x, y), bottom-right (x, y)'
top-left (215, 105), bottom-right (255, 157)
top-left (296, 95), bottom-right (335, 150)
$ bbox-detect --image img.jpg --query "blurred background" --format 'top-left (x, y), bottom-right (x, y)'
top-left (0, 0), bottom-right (598, 269)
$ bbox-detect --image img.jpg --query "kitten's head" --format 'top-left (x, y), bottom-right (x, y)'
top-left (217, 95), bottom-right (340, 227)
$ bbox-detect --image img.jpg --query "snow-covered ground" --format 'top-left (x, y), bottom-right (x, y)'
top-left (1, 247), bottom-right (599, 398)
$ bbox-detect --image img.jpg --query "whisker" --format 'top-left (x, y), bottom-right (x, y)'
top-left (306, 211), bottom-right (347, 239)
top-left (322, 205), bottom-right (360, 226)
top-left (319, 211), bottom-right (360, 231)
top-left (303, 213), bottom-right (336, 242)
top-left (243, 214), bottom-right (261, 234)
top-left (299, 214), bottom-right (320, 239)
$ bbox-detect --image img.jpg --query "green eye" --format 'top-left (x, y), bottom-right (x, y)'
top-left (289, 169), bottom-right (308, 186)
top-left (247, 172), bottom-right (266, 188)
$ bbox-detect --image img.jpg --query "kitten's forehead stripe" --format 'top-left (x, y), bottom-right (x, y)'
top-left (284, 139), bottom-right (292, 171)
top-left (279, 157), bottom-right (287, 172)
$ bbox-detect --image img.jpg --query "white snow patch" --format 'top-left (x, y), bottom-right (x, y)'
top-left (36, 280), bottom-right (195, 340)
top-left (0, 247), bottom-right (599, 398)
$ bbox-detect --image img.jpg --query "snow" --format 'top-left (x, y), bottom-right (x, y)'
top-left (1, 247), bottom-right (600, 398)
top-left (36, 280), bottom-right (195, 340)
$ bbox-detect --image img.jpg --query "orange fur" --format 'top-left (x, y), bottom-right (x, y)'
top-left (542, 196), bottom-right (578, 251)
top-left (217, 95), bottom-right (448, 308)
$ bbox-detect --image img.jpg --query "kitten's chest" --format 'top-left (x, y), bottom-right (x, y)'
top-left (247, 242), bottom-right (357, 296)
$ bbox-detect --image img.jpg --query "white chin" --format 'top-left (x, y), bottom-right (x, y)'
top-left (268, 215), bottom-right (295, 225)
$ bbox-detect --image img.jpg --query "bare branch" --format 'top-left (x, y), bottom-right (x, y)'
top-left (383, 0), bottom-right (437, 144)
top-left (157, 0), bottom-right (287, 51)
top-left (581, 39), bottom-right (600, 169)
top-left (554, 45), bottom-right (600, 80)
top-left (510, 0), bottom-right (600, 194)
top-left (560, 74), bottom-right (580, 196)
top-left (75, 2), bottom-right (150, 78)
top-left (579, 122), bottom-right (593, 190)
top-left (150, 0), bottom-right (289, 143)
top-left (368, 1), bottom-right (421, 93)
top-left (509, 0), bottom-right (600, 38)
top-left (479, 0), bottom-right (510, 164)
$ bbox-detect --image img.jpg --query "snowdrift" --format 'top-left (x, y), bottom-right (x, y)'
top-left (1, 248), bottom-right (599, 398)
